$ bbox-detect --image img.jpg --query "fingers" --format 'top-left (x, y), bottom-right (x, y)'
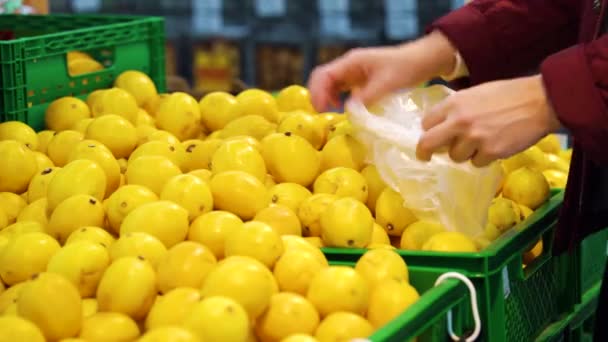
top-left (448, 137), bottom-right (477, 163)
top-left (351, 71), bottom-right (398, 106)
top-left (421, 99), bottom-right (452, 131)
top-left (416, 119), bottom-right (458, 161)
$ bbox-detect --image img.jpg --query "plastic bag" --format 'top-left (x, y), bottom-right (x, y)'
top-left (345, 85), bottom-right (503, 238)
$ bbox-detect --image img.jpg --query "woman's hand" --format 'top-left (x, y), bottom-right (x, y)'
top-left (307, 31), bottom-right (458, 112)
top-left (416, 75), bottom-right (562, 167)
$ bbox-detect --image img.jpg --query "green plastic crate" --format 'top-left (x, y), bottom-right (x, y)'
top-left (324, 191), bottom-right (577, 341)
top-left (578, 228), bottom-right (608, 296)
top-left (329, 261), bottom-right (476, 342)
top-left (0, 14), bottom-right (167, 131)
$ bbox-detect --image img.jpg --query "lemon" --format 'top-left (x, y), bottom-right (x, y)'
top-left (254, 204), bottom-right (302, 236)
top-left (276, 85), bottom-right (315, 112)
top-left (273, 250), bottom-right (328, 296)
top-left (304, 236), bottom-right (324, 248)
top-left (32, 151), bottom-right (55, 172)
top-left (376, 187), bottom-right (418, 237)
top-left (320, 135), bottom-right (366, 171)
top-left (68, 57), bottom-right (104, 76)
top-left (268, 182), bottom-right (313, 213)
top-left (367, 243), bottom-right (396, 250)
top-left (80, 299), bottom-right (97, 319)
top-left (184, 138), bottom-right (223, 171)
top-left (47, 194), bottom-right (105, 243)
top-left (90, 87), bottom-right (139, 124)
top-left (523, 239), bottom-right (543, 265)
top-left (139, 326), bottom-right (200, 342)
top-left (313, 167), bottom-right (368, 203)
top-left (318, 112), bottom-right (346, 127)
top-left (320, 197), bottom-right (373, 248)
top-left (199, 91), bottom-right (241, 131)
top-left (224, 135), bottom-right (262, 151)
top-left (367, 279), bottom-right (420, 328)
top-left (145, 287), bottom-right (201, 330)
top-left (135, 108), bottom-right (156, 127)
top-left (188, 210), bottom-right (243, 259)
top-left (97, 256), bottom-right (157, 320)
top-left (47, 130), bottom-right (84, 166)
top-left (277, 111), bottom-right (326, 150)
top-left (370, 222), bottom-right (391, 245)
top-left (257, 292), bottom-right (320, 341)
top-left (120, 200), bottom-right (189, 248)
top-left (422, 231), bottom-right (478, 253)
top-left (221, 115), bottom-right (277, 140)
top-left (71, 117), bottom-right (94, 134)
top-left (86, 89), bottom-right (105, 110)
top-left (265, 173), bottom-right (277, 188)
top-left (502, 167), bottom-right (551, 209)
top-left (0, 315), bottom-right (45, 342)
top-left (86, 114), bottom-right (137, 159)
top-left (360, 165), bottom-right (386, 214)
top-left (519, 204), bottom-right (534, 220)
top-left (545, 153), bottom-right (570, 173)
top-left (70, 142), bottom-right (121, 197)
top-left (488, 197), bottom-right (521, 233)
top-left (16, 198), bottom-right (48, 226)
top-left (135, 125), bottom-right (159, 146)
top-left (211, 139), bottom-right (267, 182)
top-left (109, 232), bottom-right (168, 268)
top-left (46, 159), bottom-right (105, 214)
top-left (105, 184), bottom-right (159, 234)
top-left (17, 272), bottom-right (82, 340)
top-left (307, 266), bottom-right (369, 316)
top-left (543, 169), bottom-right (568, 188)
top-left (180, 140), bottom-right (204, 172)
top-left (47, 241), bottom-right (110, 297)
top-left (0, 282), bottom-right (26, 313)
top-left (79, 312), bottom-right (140, 342)
top-left (354, 249), bottom-right (409, 289)
top-left (188, 169), bottom-right (213, 183)
top-left (183, 296), bottom-right (250, 342)
top-left (327, 120), bottom-right (353, 141)
top-left (314, 312), bottom-right (373, 341)
top-left (0, 121), bottom-right (38, 150)
top-left (281, 334), bottom-right (320, 342)
top-left (225, 221), bottom-right (284, 268)
top-left (126, 156), bottom-right (182, 195)
top-left (0, 140), bottom-right (38, 193)
top-left (66, 226), bottom-right (115, 249)
top-left (160, 174), bottom-right (213, 221)
top-left (114, 70), bottom-right (159, 108)
top-left (156, 92), bottom-right (202, 141)
top-left (535, 134), bottom-right (562, 154)
top-left (142, 93), bottom-right (163, 117)
top-left (400, 221), bottom-right (446, 250)
top-left (45, 97), bottom-right (91, 131)
top-left (157, 241), bottom-right (217, 294)
top-left (207, 130), bottom-right (222, 140)
top-left (0, 192), bottom-right (26, 223)
top-left (200, 256), bottom-right (277, 319)
top-left (210, 170), bottom-right (269, 220)
top-left (281, 236), bottom-right (328, 263)
top-left (235, 90), bottom-right (280, 122)
top-left (27, 167), bottom-right (59, 203)
top-left (36, 130), bottom-right (55, 154)
top-left (262, 132), bottom-right (321, 187)
top-left (560, 148), bottom-right (573, 162)
top-left (297, 194), bottom-right (338, 237)
top-left (502, 146), bottom-right (548, 174)
top-left (0, 220), bottom-right (45, 239)
top-left (0, 232), bottom-right (60, 285)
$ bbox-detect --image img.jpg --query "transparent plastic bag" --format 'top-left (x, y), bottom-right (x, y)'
top-left (345, 85), bottom-right (503, 238)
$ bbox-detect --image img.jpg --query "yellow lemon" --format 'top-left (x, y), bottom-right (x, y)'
top-left (109, 232), bottom-right (168, 268)
top-left (68, 57), bottom-right (104, 76)
top-left (307, 266), bottom-right (369, 316)
top-left (16, 198), bottom-right (48, 226)
top-left (360, 165), bottom-right (386, 214)
top-left (0, 121), bottom-right (38, 150)
top-left (224, 135), bottom-right (262, 151)
top-left (268, 182), bottom-right (313, 213)
top-left (519, 204), bottom-right (534, 220)
top-left (188, 169), bottom-right (213, 183)
top-left (367, 279), bottom-right (420, 328)
top-left (0, 220), bottom-right (45, 240)
top-left (235, 90), bottom-right (280, 123)
top-left (354, 249), bottom-right (409, 289)
top-left (136, 107), bottom-right (156, 126)
top-left (45, 97), bottom-right (91, 131)
top-left (502, 146), bottom-right (548, 174)
top-left (523, 239), bottom-right (544, 265)
top-left (199, 91), bottom-right (241, 132)
top-left (277, 111), bottom-right (326, 150)
top-left (400, 221), bottom-right (446, 250)
top-left (304, 236), bottom-right (324, 248)
top-left (262, 132), bottom-right (321, 187)
top-left (105, 184), bottom-right (159, 234)
top-left (96, 256), bottom-right (157, 320)
top-left (225, 221), bottom-right (284, 268)
top-left (0, 192), bottom-right (27, 223)
top-left (543, 169), bottom-right (568, 188)
top-left (545, 153), bottom-right (570, 173)
top-left (281, 334), bottom-right (320, 342)
top-left (114, 70), bottom-right (159, 108)
top-left (370, 222), bottom-right (391, 245)
top-left (120, 200), bottom-right (189, 248)
top-left (185, 138), bottom-right (223, 171)
top-left (502, 167), bottom-right (551, 210)
top-left (17, 272), bottom-right (82, 341)
top-left (79, 312), bottom-right (140, 342)
top-left (0, 232), bottom-right (60, 285)
top-left (47, 130), bottom-right (84, 166)
top-left (422, 231), bottom-right (478, 253)
top-left (182, 296), bottom-right (250, 342)
top-left (0, 140), bottom-right (38, 193)
top-left (156, 92), bottom-right (202, 141)
top-left (313, 167), bottom-right (368, 203)
top-left (125, 156), bottom-right (182, 195)
top-left (320, 197), bottom-right (373, 248)
top-left (0, 282), bottom-right (26, 313)
top-left (47, 194), bottom-right (105, 243)
top-left (298, 194), bottom-right (339, 237)
top-left (200, 256), bottom-right (277, 319)
top-left (65, 226), bottom-right (115, 250)
top-left (90, 87), bottom-right (139, 124)
top-left (326, 120), bottom-right (353, 141)
top-left (314, 312), bottom-right (373, 342)
top-left (160, 174), bottom-right (213, 221)
top-left (0, 315), bottom-right (45, 342)
top-left (560, 148), bottom-right (573, 162)
top-left (256, 292), bottom-right (320, 341)
top-left (535, 134), bottom-right (562, 154)
top-left (375, 187), bottom-right (418, 237)
top-left (221, 115), bottom-right (277, 140)
top-left (273, 249), bottom-right (328, 296)
top-left (139, 326), bottom-right (200, 342)
top-left (145, 287), bottom-right (201, 330)
top-left (188, 210), bottom-right (243, 259)
top-left (211, 139), bottom-right (267, 182)
top-left (276, 85), bottom-right (315, 113)
top-left (47, 241), bottom-right (110, 297)
top-left (157, 241), bottom-right (217, 294)
top-left (210, 170), bottom-right (269, 220)
top-left (68, 139), bottom-right (121, 198)
top-left (488, 197), bottom-right (521, 233)
top-left (86, 114), bottom-right (137, 159)
top-left (82, 298), bottom-right (98, 318)
top-left (181, 139), bottom-right (204, 172)
top-left (254, 204), bottom-right (302, 236)
top-left (320, 134), bottom-right (366, 171)
top-left (32, 151), bottom-right (55, 172)
top-left (27, 167), bottom-right (60, 203)
top-left (71, 117), bottom-right (94, 134)
top-left (36, 130), bottom-right (55, 154)
top-left (46, 159), bottom-right (106, 212)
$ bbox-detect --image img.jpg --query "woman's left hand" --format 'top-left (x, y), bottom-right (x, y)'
top-left (416, 75), bottom-right (563, 167)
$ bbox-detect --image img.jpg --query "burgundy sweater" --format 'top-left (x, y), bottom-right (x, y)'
top-left (430, 0), bottom-right (608, 254)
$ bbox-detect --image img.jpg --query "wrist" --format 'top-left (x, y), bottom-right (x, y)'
top-left (530, 74), bottom-right (562, 132)
top-left (419, 30), bottom-right (459, 77)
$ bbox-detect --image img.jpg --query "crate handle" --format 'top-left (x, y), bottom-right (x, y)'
top-left (434, 272), bottom-right (481, 342)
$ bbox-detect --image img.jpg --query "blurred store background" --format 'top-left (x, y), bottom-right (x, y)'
top-left (49, 0), bottom-right (464, 94)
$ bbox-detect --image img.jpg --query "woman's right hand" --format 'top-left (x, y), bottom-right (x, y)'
top-left (307, 31), bottom-right (459, 112)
